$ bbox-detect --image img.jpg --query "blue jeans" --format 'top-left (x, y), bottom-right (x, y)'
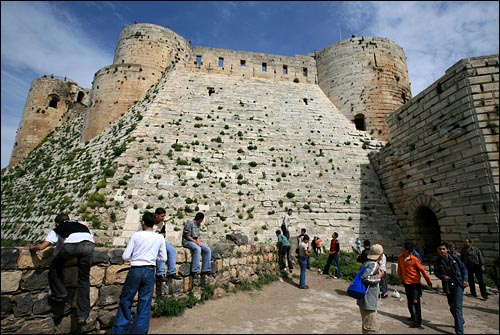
top-left (49, 241), bottom-right (94, 321)
top-left (112, 267), bottom-right (155, 334)
top-left (156, 242), bottom-right (177, 275)
top-left (184, 241), bottom-right (211, 273)
top-left (447, 284), bottom-right (465, 334)
top-left (323, 253), bottom-right (340, 277)
top-left (299, 256), bottom-right (308, 288)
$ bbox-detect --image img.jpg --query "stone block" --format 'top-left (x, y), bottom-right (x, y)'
top-left (90, 266), bottom-right (106, 286)
top-left (105, 264), bottom-right (129, 285)
top-left (1, 271), bottom-right (22, 293)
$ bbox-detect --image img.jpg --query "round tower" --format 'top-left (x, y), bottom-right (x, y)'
top-left (9, 76), bottom-right (87, 167)
top-left (82, 23), bottom-right (192, 142)
top-left (316, 37), bottom-right (411, 141)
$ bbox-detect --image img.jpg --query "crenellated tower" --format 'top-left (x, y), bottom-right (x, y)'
top-left (81, 23), bottom-right (193, 142)
top-left (316, 36), bottom-right (411, 141)
top-left (9, 76), bottom-right (89, 166)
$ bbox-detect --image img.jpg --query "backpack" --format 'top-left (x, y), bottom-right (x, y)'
top-left (347, 266), bottom-right (368, 299)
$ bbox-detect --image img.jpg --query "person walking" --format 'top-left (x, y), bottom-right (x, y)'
top-left (298, 234), bottom-right (311, 289)
top-left (276, 229), bottom-right (292, 272)
top-left (182, 212), bottom-right (212, 278)
top-left (460, 238), bottom-right (488, 299)
top-left (112, 211), bottom-right (167, 334)
top-left (322, 232), bottom-right (340, 278)
top-left (357, 243), bottom-right (384, 334)
top-left (26, 214), bottom-right (95, 325)
top-left (316, 236), bottom-right (322, 255)
top-left (154, 207), bottom-right (181, 281)
top-left (357, 240), bottom-right (371, 263)
top-left (397, 241), bottom-right (433, 329)
top-left (434, 241), bottom-right (469, 334)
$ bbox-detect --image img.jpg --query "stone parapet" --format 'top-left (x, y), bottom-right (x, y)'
top-left (0, 240), bottom-right (279, 334)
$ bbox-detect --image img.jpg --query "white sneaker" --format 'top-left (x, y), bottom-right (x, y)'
top-left (282, 268), bottom-right (287, 272)
top-left (333, 276), bottom-right (338, 279)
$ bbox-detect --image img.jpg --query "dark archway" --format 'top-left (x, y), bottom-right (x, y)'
top-left (414, 206), bottom-right (441, 263)
top-left (354, 114), bottom-right (365, 131)
top-left (77, 91), bottom-right (85, 103)
top-left (48, 94), bottom-right (60, 108)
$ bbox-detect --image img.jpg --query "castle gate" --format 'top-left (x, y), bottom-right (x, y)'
top-left (413, 205), bottom-right (441, 261)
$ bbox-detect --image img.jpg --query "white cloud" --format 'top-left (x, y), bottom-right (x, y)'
top-left (357, 1), bottom-right (499, 95)
top-left (1, 1), bottom-right (113, 168)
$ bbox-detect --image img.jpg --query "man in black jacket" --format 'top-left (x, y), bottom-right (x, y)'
top-left (26, 214), bottom-right (95, 324)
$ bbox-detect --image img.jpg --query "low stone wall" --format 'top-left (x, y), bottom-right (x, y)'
top-left (1, 240), bottom-right (279, 334)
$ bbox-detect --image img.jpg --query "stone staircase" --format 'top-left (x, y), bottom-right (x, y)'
top-left (109, 65), bottom-right (403, 254)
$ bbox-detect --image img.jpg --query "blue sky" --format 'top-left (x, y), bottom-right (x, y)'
top-left (1, 1), bottom-right (499, 169)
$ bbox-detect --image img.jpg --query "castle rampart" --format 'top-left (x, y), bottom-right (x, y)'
top-left (81, 23), bottom-right (192, 142)
top-left (370, 54), bottom-right (499, 262)
top-left (187, 46), bottom-right (317, 83)
top-left (317, 36), bottom-right (411, 141)
top-left (81, 63), bottom-right (165, 142)
top-left (9, 76), bottom-right (89, 166)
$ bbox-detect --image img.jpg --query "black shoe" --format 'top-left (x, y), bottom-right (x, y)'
top-left (167, 273), bottom-right (182, 280)
top-left (409, 323), bottom-right (424, 329)
top-left (77, 318), bottom-right (86, 326)
top-left (201, 271), bottom-right (216, 278)
top-left (471, 294), bottom-right (478, 297)
top-left (382, 293), bottom-right (389, 299)
top-left (156, 275), bottom-right (169, 282)
top-left (191, 272), bottom-right (200, 279)
top-left (49, 295), bottom-right (66, 302)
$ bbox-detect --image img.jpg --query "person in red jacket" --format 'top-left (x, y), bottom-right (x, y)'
top-left (397, 241), bottom-right (433, 329)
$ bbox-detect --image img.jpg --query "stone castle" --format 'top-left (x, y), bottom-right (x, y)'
top-left (2, 23), bottom-right (498, 264)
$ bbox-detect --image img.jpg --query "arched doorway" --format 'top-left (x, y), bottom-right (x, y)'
top-left (77, 91), bottom-right (85, 103)
top-left (354, 114), bottom-right (365, 131)
top-left (414, 206), bottom-right (441, 263)
top-left (48, 94), bottom-right (60, 108)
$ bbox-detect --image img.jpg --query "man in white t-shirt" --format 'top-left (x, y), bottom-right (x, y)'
top-left (281, 208), bottom-right (293, 239)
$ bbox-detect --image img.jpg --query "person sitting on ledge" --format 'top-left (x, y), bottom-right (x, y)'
top-left (182, 212), bottom-right (212, 278)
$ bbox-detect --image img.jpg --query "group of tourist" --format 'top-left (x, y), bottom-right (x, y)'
top-left (25, 206), bottom-right (491, 334)
top-left (25, 209), bottom-right (212, 334)
top-left (275, 206), bottom-right (489, 335)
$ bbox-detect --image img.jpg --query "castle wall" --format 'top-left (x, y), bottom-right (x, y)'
top-left (9, 77), bottom-right (89, 166)
top-left (370, 55), bottom-right (499, 264)
top-left (187, 46), bottom-right (317, 84)
top-left (81, 23), bottom-right (192, 142)
top-left (317, 37), bottom-right (411, 141)
top-left (81, 64), bottom-right (164, 142)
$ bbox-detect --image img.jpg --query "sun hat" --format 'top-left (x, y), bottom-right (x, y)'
top-left (367, 244), bottom-right (384, 260)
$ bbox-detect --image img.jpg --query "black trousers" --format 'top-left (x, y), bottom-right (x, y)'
top-left (49, 241), bottom-right (95, 320)
top-left (404, 283), bottom-right (423, 325)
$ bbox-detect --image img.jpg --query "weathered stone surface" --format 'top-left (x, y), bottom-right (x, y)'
top-left (1, 248), bottom-right (20, 270)
top-left (12, 292), bottom-right (32, 317)
top-left (1, 271), bottom-right (22, 293)
top-left (104, 264), bottom-right (128, 285)
top-left (90, 266), bottom-right (106, 286)
top-left (20, 269), bottom-right (49, 291)
top-left (98, 285), bottom-right (121, 306)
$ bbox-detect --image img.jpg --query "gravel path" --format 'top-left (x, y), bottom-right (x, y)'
top-left (149, 267), bottom-right (499, 334)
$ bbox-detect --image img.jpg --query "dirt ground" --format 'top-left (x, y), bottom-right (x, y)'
top-left (149, 266), bottom-right (499, 334)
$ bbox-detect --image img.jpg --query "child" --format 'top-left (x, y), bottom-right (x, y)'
top-left (298, 234), bottom-right (311, 289)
